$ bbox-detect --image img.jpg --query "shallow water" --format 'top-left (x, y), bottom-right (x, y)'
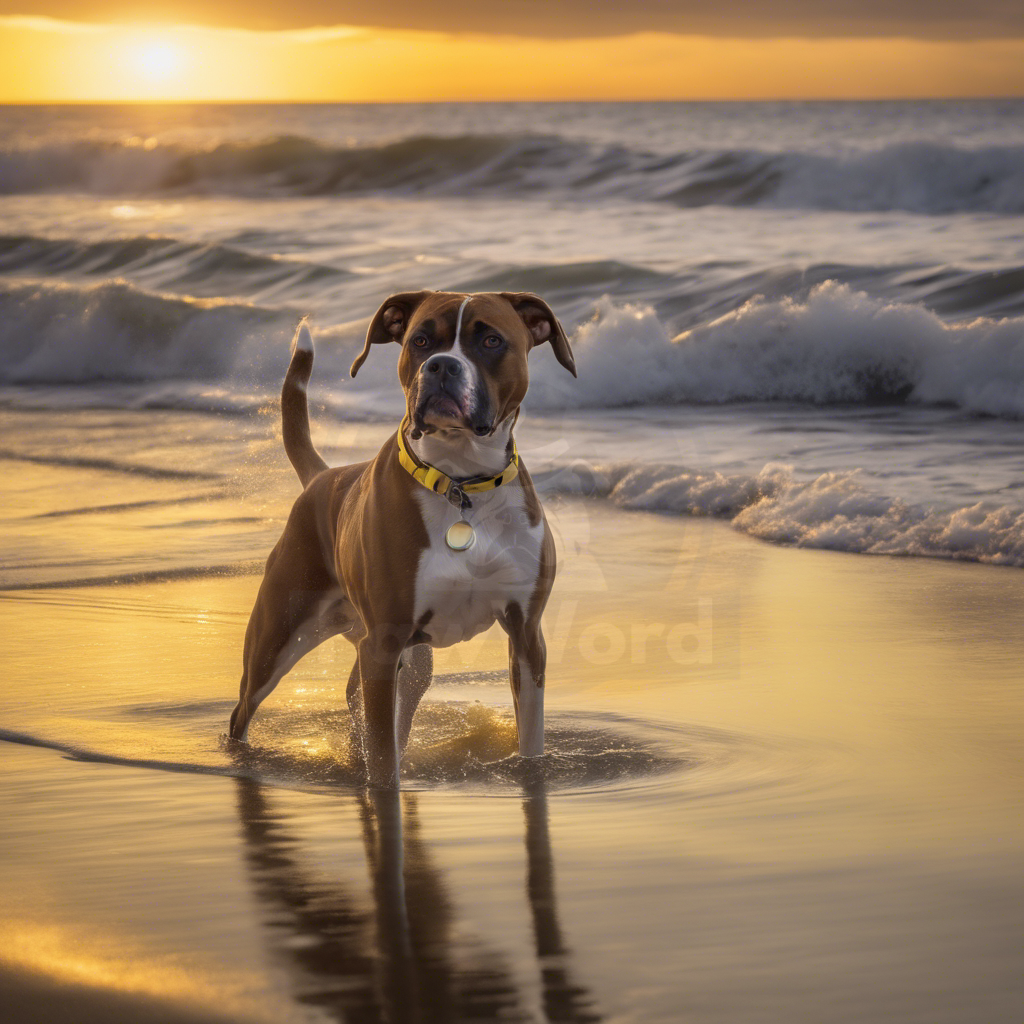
top-left (2, 409), bottom-right (1024, 1022)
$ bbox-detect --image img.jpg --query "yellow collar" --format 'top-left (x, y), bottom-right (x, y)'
top-left (396, 419), bottom-right (519, 510)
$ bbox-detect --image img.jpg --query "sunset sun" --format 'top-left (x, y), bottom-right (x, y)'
top-left (129, 37), bottom-right (184, 81)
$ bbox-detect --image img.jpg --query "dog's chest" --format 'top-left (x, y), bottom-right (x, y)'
top-left (412, 486), bottom-right (545, 648)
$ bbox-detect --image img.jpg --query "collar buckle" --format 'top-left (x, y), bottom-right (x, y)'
top-left (446, 484), bottom-right (471, 512)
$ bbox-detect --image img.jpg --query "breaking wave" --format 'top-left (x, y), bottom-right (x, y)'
top-left (2, 133), bottom-right (1024, 213)
top-left (537, 461), bottom-right (1024, 568)
top-left (0, 277), bottom-right (295, 384)
top-left (3, 278), bottom-right (1024, 420)
top-left (523, 284), bottom-right (1024, 418)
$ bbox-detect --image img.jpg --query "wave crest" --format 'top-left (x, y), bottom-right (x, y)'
top-left (0, 278), bottom-right (293, 384)
top-left (2, 134), bottom-right (1024, 213)
top-left (538, 461), bottom-right (1024, 568)
top-left (4, 278), bottom-right (1024, 420)
top-left (522, 285), bottom-right (1024, 418)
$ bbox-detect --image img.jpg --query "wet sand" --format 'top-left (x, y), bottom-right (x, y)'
top-left (2, 413), bottom-right (1024, 1023)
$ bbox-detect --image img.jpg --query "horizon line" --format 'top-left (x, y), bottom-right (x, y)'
top-left (2, 95), bottom-right (1023, 105)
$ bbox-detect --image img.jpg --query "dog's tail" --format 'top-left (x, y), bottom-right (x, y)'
top-left (281, 320), bottom-right (329, 487)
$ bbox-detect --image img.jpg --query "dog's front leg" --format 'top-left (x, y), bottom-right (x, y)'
top-left (357, 632), bottom-right (405, 788)
top-left (504, 605), bottom-right (546, 757)
top-left (395, 644), bottom-right (432, 760)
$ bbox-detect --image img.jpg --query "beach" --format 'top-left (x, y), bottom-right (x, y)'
top-left (1, 99), bottom-right (1023, 1021)
top-left (2, 404), bottom-right (1023, 1023)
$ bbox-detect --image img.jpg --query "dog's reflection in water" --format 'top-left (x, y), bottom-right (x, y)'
top-left (234, 779), bottom-right (600, 1023)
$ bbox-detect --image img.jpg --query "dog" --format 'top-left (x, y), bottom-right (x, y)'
top-left (228, 291), bottom-right (576, 787)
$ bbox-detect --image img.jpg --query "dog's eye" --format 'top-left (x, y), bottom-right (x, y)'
top-left (411, 335), bottom-right (430, 348)
top-left (482, 334), bottom-right (503, 350)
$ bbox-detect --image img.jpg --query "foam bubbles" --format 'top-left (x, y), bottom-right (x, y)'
top-left (523, 285), bottom-right (1024, 419)
top-left (540, 460), bottom-right (1024, 567)
top-left (4, 273), bottom-right (1023, 422)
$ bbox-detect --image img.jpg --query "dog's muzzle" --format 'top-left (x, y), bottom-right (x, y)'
top-left (414, 356), bottom-right (491, 436)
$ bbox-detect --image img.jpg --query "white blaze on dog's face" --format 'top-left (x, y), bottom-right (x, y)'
top-left (350, 290), bottom-right (576, 437)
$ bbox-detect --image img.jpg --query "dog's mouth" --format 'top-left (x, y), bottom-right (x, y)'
top-left (411, 378), bottom-right (495, 438)
top-left (414, 391), bottom-right (472, 435)
top-left (423, 393), bottom-right (463, 422)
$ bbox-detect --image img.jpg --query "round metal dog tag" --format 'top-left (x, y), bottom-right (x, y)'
top-left (445, 520), bottom-right (475, 551)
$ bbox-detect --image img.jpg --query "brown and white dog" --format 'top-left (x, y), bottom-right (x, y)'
top-left (228, 291), bottom-right (576, 788)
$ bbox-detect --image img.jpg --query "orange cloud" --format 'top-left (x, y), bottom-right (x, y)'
top-left (1, 1), bottom-right (1022, 39)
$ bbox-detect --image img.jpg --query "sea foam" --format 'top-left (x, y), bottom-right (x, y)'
top-left (521, 284), bottom-right (1024, 418)
top-left (536, 461), bottom-right (1024, 568)
top-left (4, 278), bottom-right (1024, 420)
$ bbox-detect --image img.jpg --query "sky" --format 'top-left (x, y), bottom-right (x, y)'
top-left (0, 2), bottom-right (1022, 102)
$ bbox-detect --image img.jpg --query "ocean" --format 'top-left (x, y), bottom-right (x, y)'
top-left (1, 101), bottom-right (1023, 1023)
top-left (2, 100), bottom-right (1024, 577)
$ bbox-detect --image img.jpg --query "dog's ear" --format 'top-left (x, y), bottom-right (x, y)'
top-left (501, 292), bottom-right (576, 377)
top-left (351, 291), bottom-right (431, 377)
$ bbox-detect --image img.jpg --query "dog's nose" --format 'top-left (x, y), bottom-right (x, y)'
top-left (425, 355), bottom-right (462, 378)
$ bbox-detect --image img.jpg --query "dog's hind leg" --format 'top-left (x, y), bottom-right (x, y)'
top-left (230, 589), bottom-right (331, 742)
top-left (395, 644), bottom-right (433, 760)
top-left (229, 522), bottom-right (340, 742)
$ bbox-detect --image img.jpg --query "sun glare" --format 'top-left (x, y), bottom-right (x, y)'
top-left (130, 38), bottom-right (183, 81)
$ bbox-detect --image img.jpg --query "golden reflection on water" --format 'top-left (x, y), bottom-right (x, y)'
top-left (3, 411), bottom-right (1024, 1021)
top-left (0, 920), bottom-right (283, 1022)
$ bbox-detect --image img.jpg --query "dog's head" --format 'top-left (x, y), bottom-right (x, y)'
top-left (351, 291), bottom-right (575, 437)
